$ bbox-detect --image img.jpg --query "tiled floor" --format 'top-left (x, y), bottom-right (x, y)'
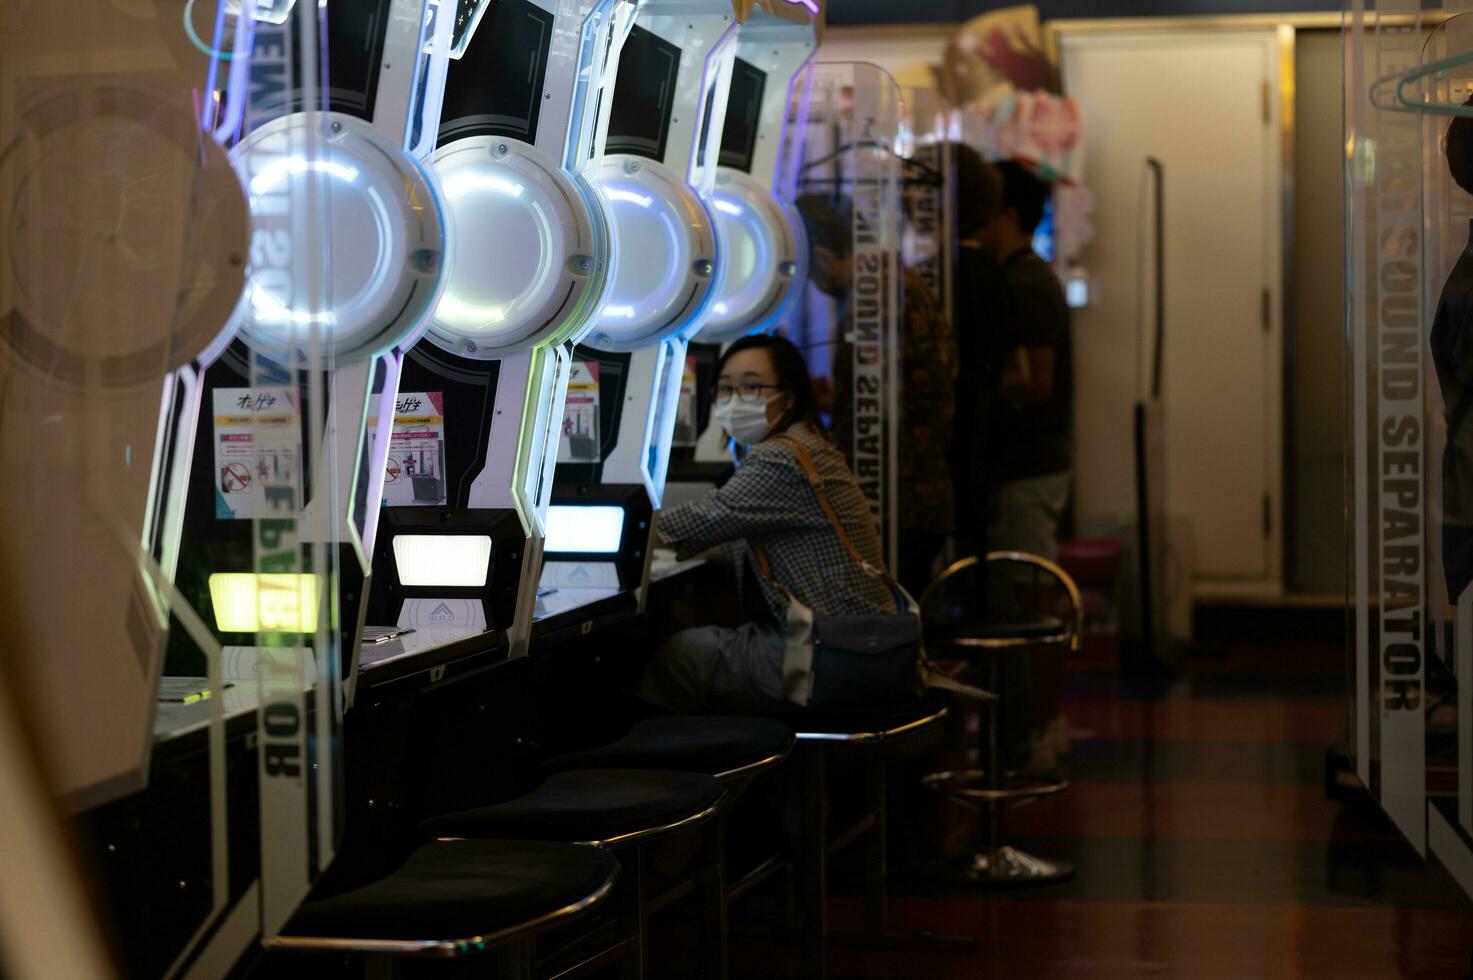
top-left (735, 609), bottom-right (1473, 978)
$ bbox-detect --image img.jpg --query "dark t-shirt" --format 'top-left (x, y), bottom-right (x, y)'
top-left (988, 248), bottom-right (1073, 481)
top-left (950, 247), bottom-right (1018, 482)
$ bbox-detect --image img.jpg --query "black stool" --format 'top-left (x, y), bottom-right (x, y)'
top-left (266, 838), bottom-right (620, 977)
top-left (543, 716), bottom-right (794, 787)
top-left (920, 552), bottom-right (1082, 885)
top-left (772, 697), bottom-right (970, 974)
top-left (421, 769), bottom-right (728, 978)
top-left (543, 714), bottom-right (795, 949)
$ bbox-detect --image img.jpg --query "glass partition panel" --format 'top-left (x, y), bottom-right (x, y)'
top-left (1345, 0), bottom-right (1473, 896)
top-left (789, 61), bottom-right (903, 564)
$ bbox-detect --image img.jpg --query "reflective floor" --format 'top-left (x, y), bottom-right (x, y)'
top-left (732, 608), bottom-right (1473, 979)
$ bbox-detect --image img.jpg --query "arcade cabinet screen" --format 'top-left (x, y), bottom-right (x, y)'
top-left (322, 0), bottom-right (393, 119)
top-left (437, 0), bottom-right (554, 144)
top-left (719, 59), bottom-right (766, 173)
top-left (545, 505), bottom-right (625, 554)
top-left (605, 25), bottom-right (681, 161)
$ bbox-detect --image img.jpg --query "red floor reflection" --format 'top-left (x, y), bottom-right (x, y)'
top-left (727, 610), bottom-right (1473, 978)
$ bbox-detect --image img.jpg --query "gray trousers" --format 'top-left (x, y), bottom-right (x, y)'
top-left (989, 470), bottom-right (1072, 560)
top-left (638, 623), bottom-right (787, 714)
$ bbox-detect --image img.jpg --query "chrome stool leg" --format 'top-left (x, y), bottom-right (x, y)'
top-left (924, 657), bottom-right (1073, 886)
top-left (970, 657), bottom-right (1072, 885)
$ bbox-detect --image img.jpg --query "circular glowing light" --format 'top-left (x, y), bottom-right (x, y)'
top-left (229, 112), bottom-right (449, 363)
top-left (699, 169), bottom-right (806, 342)
top-left (582, 156), bottom-right (719, 353)
top-left (428, 136), bottom-right (604, 357)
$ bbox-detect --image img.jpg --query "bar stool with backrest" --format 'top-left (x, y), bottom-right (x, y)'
top-left (919, 551), bottom-right (1084, 885)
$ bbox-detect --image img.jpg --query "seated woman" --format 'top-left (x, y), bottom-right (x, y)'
top-left (640, 334), bottom-right (896, 714)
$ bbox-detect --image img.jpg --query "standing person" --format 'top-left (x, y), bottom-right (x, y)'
top-left (639, 335), bottom-right (896, 714)
top-left (949, 145), bottom-right (1020, 561)
top-left (1432, 97), bottom-right (1473, 603)
top-left (978, 160), bottom-right (1073, 560)
top-left (795, 193), bottom-right (956, 596)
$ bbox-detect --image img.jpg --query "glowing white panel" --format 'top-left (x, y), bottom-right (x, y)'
top-left (229, 112), bottom-right (448, 363)
top-left (545, 505), bottom-right (625, 554)
top-left (209, 573), bottom-right (321, 634)
top-left (428, 136), bottom-right (603, 357)
top-left (392, 534), bottom-right (494, 587)
top-left (700, 169), bottom-right (803, 341)
top-left (583, 156), bottom-right (718, 352)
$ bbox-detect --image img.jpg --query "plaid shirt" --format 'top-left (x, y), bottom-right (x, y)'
top-left (659, 423), bottom-right (897, 628)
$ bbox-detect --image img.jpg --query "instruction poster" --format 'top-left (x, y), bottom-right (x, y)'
top-left (672, 355), bottom-right (698, 447)
top-left (213, 388), bottom-right (301, 520)
top-left (558, 360), bottom-right (601, 462)
top-left (375, 391), bottom-right (447, 507)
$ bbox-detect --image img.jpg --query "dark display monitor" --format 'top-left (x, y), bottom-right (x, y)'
top-left (605, 24), bottom-right (681, 161)
top-left (323, 0), bottom-right (393, 120)
top-left (267, 0), bottom-right (393, 123)
top-left (438, 0), bottom-right (554, 145)
top-left (719, 58), bottom-right (766, 173)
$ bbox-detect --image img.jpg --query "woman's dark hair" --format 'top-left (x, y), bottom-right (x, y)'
top-left (996, 159), bottom-right (1051, 234)
top-left (954, 143), bottom-right (1001, 239)
top-left (717, 332), bottom-right (827, 439)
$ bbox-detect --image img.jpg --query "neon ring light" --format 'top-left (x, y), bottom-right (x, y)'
top-left (582, 155), bottom-right (721, 353)
top-left (426, 135), bottom-right (610, 359)
top-left (229, 111), bottom-right (451, 363)
top-left (699, 167), bottom-right (806, 341)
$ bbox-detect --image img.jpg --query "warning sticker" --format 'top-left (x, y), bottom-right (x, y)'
top-left (371, 391), bottom-right (448, 507)
top-left (672, 354), bottom-right (699, 448)
top-left (558, 360), bottom-right (601, 463)
top-left (212, 388), bottom-right (301, 520)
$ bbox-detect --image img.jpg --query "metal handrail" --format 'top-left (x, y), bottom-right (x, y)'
top-left (919, 551), bottom-right (1086, 655)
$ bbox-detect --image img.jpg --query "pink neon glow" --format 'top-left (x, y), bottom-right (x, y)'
top-left (789, 0), bottom-right (819, 13)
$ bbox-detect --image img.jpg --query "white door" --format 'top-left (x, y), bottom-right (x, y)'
top-left (1061, 29), bottom-right (1283, 582)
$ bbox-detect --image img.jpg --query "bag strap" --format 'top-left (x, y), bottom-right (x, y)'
top-left (749, 434), bottom-right (897, 590)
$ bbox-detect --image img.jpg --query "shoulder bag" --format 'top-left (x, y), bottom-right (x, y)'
top-left (749, 435), bottom-right (923, 707)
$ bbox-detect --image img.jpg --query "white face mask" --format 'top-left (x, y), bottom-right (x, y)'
top-left (713, 394), bottom-right (778, 446)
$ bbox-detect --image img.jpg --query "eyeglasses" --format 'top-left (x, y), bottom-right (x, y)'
top-left (713, 382), bottom-right (785, 404)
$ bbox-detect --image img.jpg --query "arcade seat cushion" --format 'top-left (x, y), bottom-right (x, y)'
top-left (420, 769), bottom-right (724, 844)
top-left (281, 839), bottom-right (617, 941)
top-left (543, 716), bottom-right (794, 778)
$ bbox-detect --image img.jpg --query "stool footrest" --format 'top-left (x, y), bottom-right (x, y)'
top-left (923, 769), bottom-right (1068, 802)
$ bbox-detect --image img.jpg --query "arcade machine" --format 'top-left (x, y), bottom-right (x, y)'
top-left (663, 0), bottom-right (820, 509)
top-left (0, 0), bottom-right (246, 973)
top-left (365, 0), bottom-right (634, 658)
top-left (0, 0), bottom-right (248, 821)
top-left (0, 0), bottom-right (432, 972)
top-left (533, 0), bottom-right (743, 628)
top-left (105, 0), bottom-right (455, 969)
